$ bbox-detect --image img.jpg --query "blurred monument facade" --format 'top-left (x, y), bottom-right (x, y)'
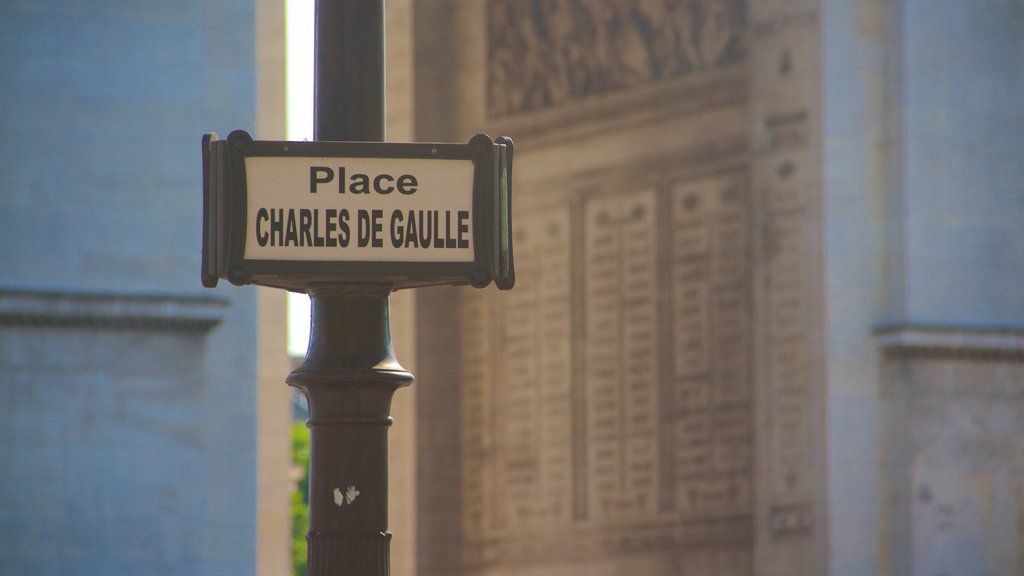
top-left (403, 1), bottom-right (1024, 576)
top-left (0, 2), bottom-right (291, 575)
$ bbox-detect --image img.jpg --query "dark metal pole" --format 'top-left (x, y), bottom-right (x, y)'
top-left (314, 0), bottom-right (384, 142)
top-left (287, 2), bottom-right (410, 575)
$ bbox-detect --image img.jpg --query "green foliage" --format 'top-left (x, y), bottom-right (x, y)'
top-left (291, 421), bottom-right (310, 576)
top-left (291, 489), bottom-right (308, 576)
top-left (292, 420), bottom-right (310, 496)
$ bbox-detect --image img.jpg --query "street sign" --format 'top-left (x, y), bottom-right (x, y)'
top-left (202, 130), bottom-right (514, 291)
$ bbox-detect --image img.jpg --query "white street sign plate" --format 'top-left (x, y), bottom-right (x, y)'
top-left (244, 156), bottom-right (475, 262)
top-left (202, 131), bottom-right (514, 291)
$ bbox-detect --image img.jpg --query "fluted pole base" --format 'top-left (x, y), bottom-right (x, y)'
top-left (308, 531), bottom-right (391, 575)
top-left (288, 284), bottom-right (412, 576)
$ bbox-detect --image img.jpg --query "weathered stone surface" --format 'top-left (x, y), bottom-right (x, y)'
top-left (406, 3), bottom-right (761, 575)
top-left (487, 0), bottom-right (746, 115)
top-left (408, 1), bottom-right (1024, 575)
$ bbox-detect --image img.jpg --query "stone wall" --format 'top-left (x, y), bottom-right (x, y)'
top-left (878, 330), bottom-right (1024, 576)
top-left (408, 0), bottom-right (1023, 574)
top-left (411, 1), bottom-right (818, 575)
top-left (0, 2), bottom-right (282, 574)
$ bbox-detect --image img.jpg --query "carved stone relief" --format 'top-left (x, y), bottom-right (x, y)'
top-left (488, 0), bottom-right (747, 116)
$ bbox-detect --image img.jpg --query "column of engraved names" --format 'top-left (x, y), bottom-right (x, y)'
top-left (708, 176), bottom-right (752, 513)
top-left (766, 164), bottom-right (811, 498)
top-left (496, 209), bottom-right (573, 528)
top-left (749, 2), bottom-right (825, 566)
top-left (670, 176), bottom-right (752, 516)
top-left (461, 288), bottom-right (495, 540)
top-left (583, 191), bottom-right (659, 519)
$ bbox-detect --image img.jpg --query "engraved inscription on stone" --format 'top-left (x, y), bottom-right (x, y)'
top-left (461, 287), bottom-right (496, 537)
top-left (770, 503), bottom-right (813, 538)
top-left (495, 209), bottom-right (574, 529)
top-left (488, 0), bottom-right (747, 116)
top-left (748, 3), bottom-right (823, 558)
top-left (583, 191), bottom-right (659, 519)
top-left (670, 175), bottom-right (752, 517)
top-left (462, 178), bottom-right (755, 566)
top-left (764, 157), bottom-right (812, 501)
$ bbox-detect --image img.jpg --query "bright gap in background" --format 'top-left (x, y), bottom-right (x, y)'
top-left (286, 0), bottom-right (314, 357)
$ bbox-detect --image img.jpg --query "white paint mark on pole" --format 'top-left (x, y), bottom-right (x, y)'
top-left (333, 486), bottom-right (361, 507)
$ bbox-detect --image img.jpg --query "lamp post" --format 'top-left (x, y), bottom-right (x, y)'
top-left (285, 2), bottom-right (410, 574)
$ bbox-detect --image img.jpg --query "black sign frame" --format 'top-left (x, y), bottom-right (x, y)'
top-left (202, 130), bottom-right (514, 292)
